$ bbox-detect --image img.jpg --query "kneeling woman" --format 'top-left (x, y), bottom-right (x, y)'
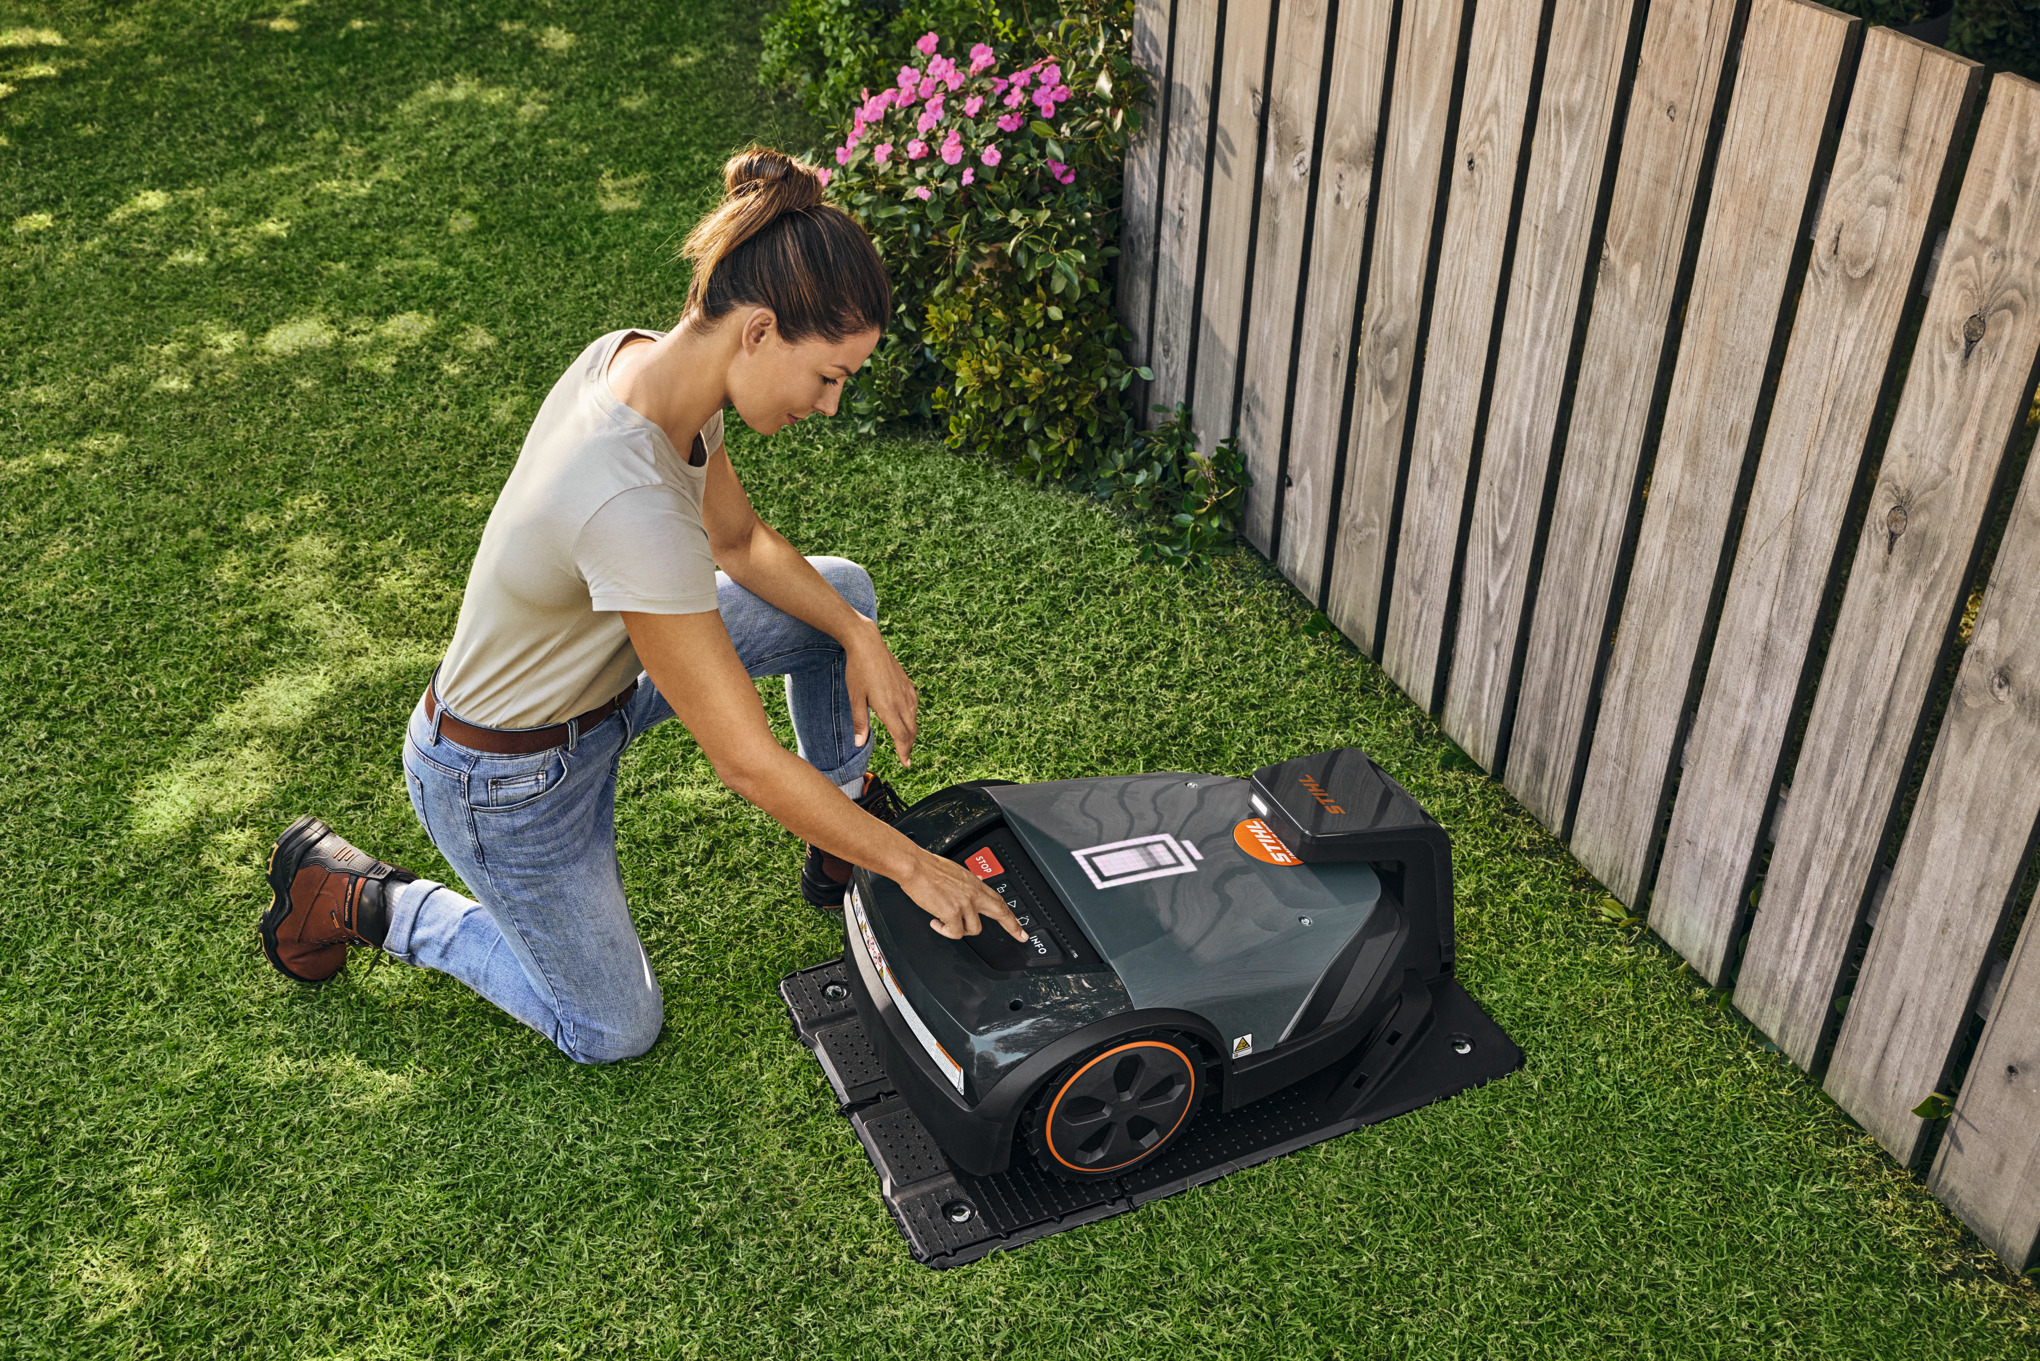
top-left (259, 148), bottom-right (1022, 1063)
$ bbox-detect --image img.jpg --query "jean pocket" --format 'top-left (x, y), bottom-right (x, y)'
top-left (470, 747), bottom-right (569, 812)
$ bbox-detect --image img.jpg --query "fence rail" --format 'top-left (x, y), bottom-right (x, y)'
top-left (1122, 0), bottom-right (2040, 1269)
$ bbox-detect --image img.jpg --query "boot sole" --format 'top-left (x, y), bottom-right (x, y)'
top-left (260, 814), bottom-right (339, 983)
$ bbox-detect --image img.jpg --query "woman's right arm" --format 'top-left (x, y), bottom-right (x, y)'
top-left (621, 609), bottom-right (1026, 941)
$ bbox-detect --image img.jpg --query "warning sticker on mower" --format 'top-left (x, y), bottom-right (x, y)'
top-left (1232, 1034), bottom-right (1254, 1059)
top-left (1234, 818), bottom-right (1303, 866)
top-left (845, 885), bottom-right (965, 1094)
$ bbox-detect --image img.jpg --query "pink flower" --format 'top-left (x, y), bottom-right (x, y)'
top-left (1034, 90), bottom-right (1056, 119)
top-left (980, 144), bottom-right (1002, 167)
top-left (997, 110), bottom-right (1024, 133)
top-left (1041, 64), bottom-right (1062, 87)
top-left (913, 185), bottom-right (932, 200)
top-left (907, 139), bottom-right (928, 160)
top-left (961, 167), bottom-right (975, 186)
top-left (1003, 85), bottom-right (1027, 109)
top-left (873, 142), bottom-right (892, 164)
top-left (916, 31), bottom-right (940, 57)
top-left (816, 167), bottom-right (833, 187)
top-left (917, 105), bottom-right (940, 135)
top-left (1010, 65), bottom-right (1034, 90)
top-left (835, 144), bottom-right (852, 165)
top-left (1046, 158), bottom-right (1075, 185)
top-left (1052, 84), bottom-right (1072, 104)
top-left (927, 55), bottom-right (957, 84)
top-left (969, 42), bottom-right (996, 74)
top-left (918, 75), bottom-right (939, 99)
top-left (990, 76), bottom-right (1009, 96)
top-left (964, 95), bottom-right (984, 117)
top-left (940, 129), bottom-right (963, 164)
top-left (897, 65), bottom-right (919, 89)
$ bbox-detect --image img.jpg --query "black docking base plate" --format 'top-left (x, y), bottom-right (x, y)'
top-left (781, 955), bottom-right (1522, 1269)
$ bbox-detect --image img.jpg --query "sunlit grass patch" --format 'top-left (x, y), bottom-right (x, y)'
top-left (12, 211), bottom-right (54, 233)
top-left (597, 171), bottom-right (646, 212)
top-left (0, 27), bottom-right (64, 47)
top-left (447, 209), bottom-right (476, 233)
top-left (258, 315), bottom-right (338, 356)
top-left (107, 189), bottom-right (173, 222)
top-left (166, 248), bottom-right (207, 265)
top-left (6, 62), bottom-right (59, 79)
top-left (130, 744), bottom-right (283, 841)
top-left (536, 26), bottom-right (576, 52)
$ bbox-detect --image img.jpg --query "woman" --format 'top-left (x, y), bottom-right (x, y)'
top-left (258, 148), bottom-right (1023, 1064)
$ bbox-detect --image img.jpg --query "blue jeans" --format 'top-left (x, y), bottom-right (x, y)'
top-left (390, 557), bottom-right (875, 1063)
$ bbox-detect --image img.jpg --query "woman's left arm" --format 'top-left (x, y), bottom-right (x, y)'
top-left (701, 448), bottom-right (920, 766)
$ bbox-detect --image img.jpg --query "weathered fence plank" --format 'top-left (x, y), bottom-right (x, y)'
top-left (1440, 0), bottom-right (1643, 771)
top-left (1239, 0), bottom-right (1336, 555)
top-left (1737, 72), bottom-right (2040, 1071)
top-left (1830, 430), bottom-right (2040, 1172)
top-left (1503, 0), bottom-right (1747, 833)
top-left (1272, 0), bottom-right (1399, 601)
top-left (1188, 0), bottom-right (1275, 457)
top-left (1121, 0), bottom-right (1171, 421)
top-left (1934, 903), bottom-right (2040, 1271)
top-left (1570, 0), bottom-right (1857, 907)
top-left (1824, 205), bottom-right (2040, 1166)
top-left (1148, 0), bottom-right (1221, 420)
top-left (1650, 30), bottom-right (1982, 983)
top-left (1323, 0), bottom-right (1473, 653)
top-left (1379, 0), bottom-right (1549, 712)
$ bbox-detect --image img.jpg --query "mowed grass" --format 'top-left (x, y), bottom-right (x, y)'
top-left (2, 1), bottom-right (2038, 1356)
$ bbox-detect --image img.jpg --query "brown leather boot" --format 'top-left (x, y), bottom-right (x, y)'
top-left (800, 774), bottom-right (908, 909)
top-left (261, 815), bottom-right (417, 982)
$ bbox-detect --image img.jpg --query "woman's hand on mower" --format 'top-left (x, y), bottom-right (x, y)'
top-left (844, 620), bottom-right (918, 768)
top-left (901, 853), bottom-right (1029, 941)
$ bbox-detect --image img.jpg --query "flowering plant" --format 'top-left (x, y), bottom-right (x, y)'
top-left (818, 1), bottom-right (1155, 485)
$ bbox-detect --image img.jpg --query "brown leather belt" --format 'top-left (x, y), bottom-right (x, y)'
top-left (423, 680), bottom-right (638, 755)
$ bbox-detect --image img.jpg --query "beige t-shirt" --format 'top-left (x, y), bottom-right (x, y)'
top-left (436, 329), bottom-right (725, 729)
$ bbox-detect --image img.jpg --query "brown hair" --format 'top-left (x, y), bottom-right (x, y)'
top-left (678, 147), bottom-right (892, 344)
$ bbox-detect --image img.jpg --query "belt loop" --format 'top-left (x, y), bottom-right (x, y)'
top-left (425, 664), bottom-right (446, 746)
top-left (566, 717), bottom-right (580, 753)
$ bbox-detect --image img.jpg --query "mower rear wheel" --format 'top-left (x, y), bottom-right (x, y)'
top-left (1029, 1038), bottom-right (1199, 1181)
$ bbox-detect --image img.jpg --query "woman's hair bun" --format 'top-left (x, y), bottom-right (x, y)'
top-left (723, 146), bottom-right (824, 215)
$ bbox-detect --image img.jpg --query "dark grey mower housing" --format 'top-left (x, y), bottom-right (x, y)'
top-left (837, 746), bottom-right (1512, 1180)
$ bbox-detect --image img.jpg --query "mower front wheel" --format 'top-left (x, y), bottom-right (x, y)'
top-left (1026, 1036), bottom-right (1201, 1181)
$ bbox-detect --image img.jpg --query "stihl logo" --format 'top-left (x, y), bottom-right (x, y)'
top-left (1298, 774), bottom-right (1346, 815)
top-left (1234, 819), bottom-right (1302, 867)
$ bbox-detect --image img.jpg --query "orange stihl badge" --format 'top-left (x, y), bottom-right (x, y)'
top-left (1233, 819), bottom-right (1302, 866)
top-left (965, 847), bottom-right (1004, 879)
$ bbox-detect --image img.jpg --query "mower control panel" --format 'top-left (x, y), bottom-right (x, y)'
top-left (953, 826), bottom-right (1095, 972)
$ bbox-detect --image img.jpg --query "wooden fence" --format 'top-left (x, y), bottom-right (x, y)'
top-left (1120, 0), bottom-right (2040, 1269)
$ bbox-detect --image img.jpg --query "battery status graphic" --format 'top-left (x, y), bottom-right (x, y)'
top-left (1070, 833), bottom-right (1202, 891)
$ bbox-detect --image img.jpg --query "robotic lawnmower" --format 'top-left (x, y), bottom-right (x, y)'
top-left (780, 747), bottom-right (1521, 1266)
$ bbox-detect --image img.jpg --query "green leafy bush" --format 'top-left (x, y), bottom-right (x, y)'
top-left (1949, 0), bottom-right (2040, 81)
top-left (761, 0), bottom-right (1025, 122)
top-left (795, 1), bottom-right (1248, 566)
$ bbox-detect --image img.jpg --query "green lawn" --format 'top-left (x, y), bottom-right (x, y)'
top-left (4, 2), bottom-right (2038, 1356)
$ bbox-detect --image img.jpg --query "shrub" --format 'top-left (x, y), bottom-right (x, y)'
top-left (802, 5), bottom-right (1248, 565)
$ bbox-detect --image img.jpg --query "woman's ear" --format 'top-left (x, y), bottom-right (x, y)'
top-left (741, 307), bottom-right (776, 354)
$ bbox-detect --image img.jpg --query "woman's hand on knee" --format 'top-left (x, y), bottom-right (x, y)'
top-left (844, 619), bottom-right (919, 767)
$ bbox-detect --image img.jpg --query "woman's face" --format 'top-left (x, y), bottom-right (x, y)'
top-left (728, 308), bottom-right (882, 435)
